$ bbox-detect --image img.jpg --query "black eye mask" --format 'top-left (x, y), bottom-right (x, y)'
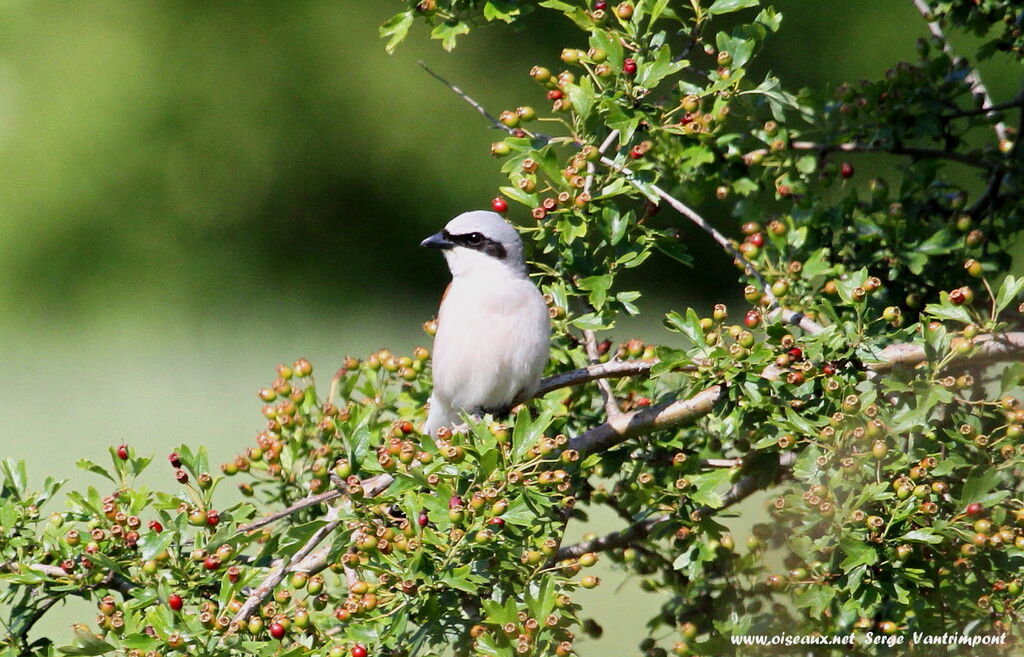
top-left (443, 229), bottom-right (508, 260)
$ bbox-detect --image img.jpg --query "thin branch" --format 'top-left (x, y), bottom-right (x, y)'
top-left (788, 140), bottom-right (991, 170)
top-left (563, 331), bottom-right (1024, 461)
top-left (598, 155), bottom-right (825, 335)
top-left (944, 92), bottom-right (1024, 120)
top-left (229, 511), bottom-right (342, 628)
top-left (704, 458), bottom-right (742, 468)
top-left (235, 473), bottom-right (394, 534)
top-left (968, 99), bottom-right (1024, 217)
top-left (535, 358), bottom-right (665, 398)
top-left (582, 329), bottom-right (621, 419)
top-left (418, 61), bottom-right (514, 135)
top-left (556, 452), bottom-right (796, 560)
top-left (9, 594), bottom-right (62, 647)
top-left (555, 515), bottom-right (664, 560)
top-left (236, 489), bottom-right (343, 534)
top-left (911, 0), bottom-right (1008, 142)
top-left (584, 129), bottom-right (623, 196)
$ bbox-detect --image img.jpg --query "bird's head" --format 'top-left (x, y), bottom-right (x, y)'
top-left (420, 211), bottom-right (527, 278)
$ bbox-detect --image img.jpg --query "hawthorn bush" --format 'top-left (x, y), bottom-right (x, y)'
top-left (3, 1), bottom-right (1024, 656)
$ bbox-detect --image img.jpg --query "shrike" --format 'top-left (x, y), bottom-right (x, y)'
top-left (420, 210), bottom-right (550, 436)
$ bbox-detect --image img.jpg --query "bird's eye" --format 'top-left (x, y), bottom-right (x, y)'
top-left (466, 232), bottom-right (484, 244)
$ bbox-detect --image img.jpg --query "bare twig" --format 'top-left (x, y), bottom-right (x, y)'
top-left (418, 62), bottom-right (514, 135)
top-left (944, 92), bottom-right (1024, 120)
top-left (583, 129), bottom-right (623, 196)
top-left (582, 329), bottom-right (621, 419)
top-left (236, 489), bottom-right (344, 534)
top-left (235, 474), bottom-right (394, 534)
top-left (787, 140), bottom-right (992, 170)
top-left (911, 0), bottom-right (1007, 142)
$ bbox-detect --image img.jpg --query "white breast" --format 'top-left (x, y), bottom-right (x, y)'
top-left (431, 271), bottom-right (550, 417)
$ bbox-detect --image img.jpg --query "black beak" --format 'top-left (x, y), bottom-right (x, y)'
top-left (420, 232), bottom-right (454, 249)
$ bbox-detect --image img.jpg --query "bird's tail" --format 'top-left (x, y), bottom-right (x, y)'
top-left (424, 394), bottom-right (454, 438)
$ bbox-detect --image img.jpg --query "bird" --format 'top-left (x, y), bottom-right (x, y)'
top-left (420, 210), bottom-right (550, 437)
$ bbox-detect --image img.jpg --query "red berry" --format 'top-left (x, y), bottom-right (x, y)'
top-left (168, 594), bottom-right (183, 611)
top-left (629, 145), bottom-right (644, 160)
top-left (352, 645), bottom-right (368, 657)
top-left (398, 420), bottom-right (414, 434)
top-left (546, 89), bottom-right (563, 101)
top-left (204, 556), bottom-right (221, 571)
top-left (744, 310), bottom-right (761, 329)
top-left (622, 58), bottom-right (637, 75)
top-left (148, 520), bottom-right (163, 533)
top-left (636, 397), bottom-right (652, 407)
top-left (206, 510), bottom-right (220, 527)
top-left (822, 363), bottom-right (836, 375)
top-left (418, 511), bottom-right (429, 528)
top-left (449, 495), bottom-right (464, 509)
top-left (489, 517), bottom-right (506, 528)
top-left (269, 622), bottom-right (286, 640)
top-left (788, 348), bottom-right (803, 361)
top-left (840, 162), bottom-right (854, 179)
top-left (174, 469), bottom-right (189, 484)
top-left (116, 444), bottom-right (129, 460)
top-left (168, 452), bottom-right (182, 468)
top-left (966, 503), bottom-right (984, 517)
top-left (594, 0), bottom-right (607, 8)
top-left (747, 232), bottom-right (764, 247)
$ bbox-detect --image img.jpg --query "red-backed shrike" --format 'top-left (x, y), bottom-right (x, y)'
top-left (420, 211), bottom-right (550, 436)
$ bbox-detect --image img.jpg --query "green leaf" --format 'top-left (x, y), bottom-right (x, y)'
top-left (687, 468), bottom-right (734, 507)
top-left (430, 21), bottom-right (470, 51)
top-left (654, 236), bottom-right (693, 267)
top-left (794, 584), bottom-right (835, 619)
top-left (924, 297), bottom-right (972, 324)
top-left (838, 535), bottom-right (877, 570)
top-left (483, 1), bottom-right (521, 22)
top-left (379, 11), bottom-right (414, 54)
top-left (901, 529), bottom-right (944, 544)
top-left (58, 630), bottom-right (115, 657)
top-left (995, 275), bottom-right (1024, 315)
top-left (707, 0), bottom-right (759, 14)
top-left (137, 530), bottom-right (173, 561)
top-left (648, 0), bottom-right (670, 25)
top-left (76, 459), bottom-right (115, 484)
top-left (958, 465), bottom-right (1007, 506)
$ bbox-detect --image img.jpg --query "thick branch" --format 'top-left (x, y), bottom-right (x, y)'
top-left (867, 331), bottom-right (1024, 373)
top-left (567, 385), bottom-right (725, 457)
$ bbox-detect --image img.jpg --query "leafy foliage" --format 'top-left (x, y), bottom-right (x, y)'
top-left (3, 1), bottom-right (1024, 657)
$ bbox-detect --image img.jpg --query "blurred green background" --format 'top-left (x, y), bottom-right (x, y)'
top-left (0, 0), bottom-right (1018, 652)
